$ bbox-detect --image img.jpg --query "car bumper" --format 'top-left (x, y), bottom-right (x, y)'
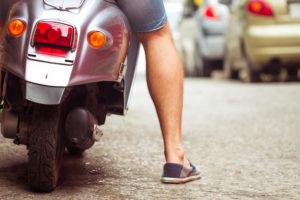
top-left (245, 24), bottom-right (300, 68)
top-left (200, 35), bottom-right (225, 60)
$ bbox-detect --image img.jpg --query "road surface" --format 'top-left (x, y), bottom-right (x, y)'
top-left (0, 77), bottom-right (299, 199)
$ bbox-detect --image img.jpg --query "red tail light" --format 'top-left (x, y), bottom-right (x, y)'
top-left (202, 5), bottom-right (219, 20)
top-left (247, 0), bottom-right (273, 16)
top-left (33, 21), bottom-right (75, 56)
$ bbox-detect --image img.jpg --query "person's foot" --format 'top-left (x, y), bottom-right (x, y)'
top-left (161, 162), bottom-right (201, 184)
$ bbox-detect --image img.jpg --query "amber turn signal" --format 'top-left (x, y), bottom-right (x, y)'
top-left (249, 2), bottom-right (263, 13)
top-left (7, 19), bottom-right (26, 37)
top-left (88, 31), bottom-right (106, 48)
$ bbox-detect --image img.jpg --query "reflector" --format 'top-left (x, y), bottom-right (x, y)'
top-left (88, 31), bottom-right (107, 49)
top-left (247, 0), bottom-right (273, 16)
top-left (7, 19), bottom-right (26, 37)
top-left (34, 21), bottom-right (74, 48)
top-left (36, 46), bottom-right (68, 57)
top-left (202, 5), bottom-right (219, 19)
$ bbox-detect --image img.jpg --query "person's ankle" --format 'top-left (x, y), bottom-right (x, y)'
top-left (165, 146), bottom-right (186, 164)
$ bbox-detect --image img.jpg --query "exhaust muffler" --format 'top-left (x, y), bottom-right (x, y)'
top-left (65, 108), bottom-right (103, 151)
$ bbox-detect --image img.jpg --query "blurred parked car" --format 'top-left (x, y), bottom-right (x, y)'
top-left (193, 0), bottom-right (230, 76)
top-left (165, 0), bottom-right (184, 45)
top-left (222, 0), bottom-right (300, 82)
top-left (166, 0), bottom-right (200, 77)
top-left (184, 0), bottom-right (203, 17)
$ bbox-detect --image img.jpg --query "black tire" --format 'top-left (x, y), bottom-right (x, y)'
top-left (27, 105), bottom-right (64, 192)
top-left (192, 42), bottom-right (203, 77)
top-left (242, 58), bottom-right (261, 83)
top-left (245, 68), bottom-right (261, 83)
top-left (183, 49), bottom-right (198, 77)
top-left (66, 146), bottom-right (85, 156)
top-left (287, 67), bottom-right (299, 81)
top-left (202, 59), bottom-right (212, 77)
top-left (250, 71), bottom-right (260, 82)
top-left (224, 51), bottom-right (239, 80)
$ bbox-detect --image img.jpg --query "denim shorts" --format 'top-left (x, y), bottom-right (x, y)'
top-left (115, 0), bottom-right (167, 33)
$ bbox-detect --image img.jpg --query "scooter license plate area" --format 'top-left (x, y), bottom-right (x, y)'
top-left (25, 59), bottom-right (73, 87)
top-left (25, 82), bottom-right (66, 105)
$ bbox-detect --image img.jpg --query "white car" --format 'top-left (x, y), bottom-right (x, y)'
top-left (165, 1), bottom-right (184, 43)
top-left (194, 0), bottom-right (230, 76)
top-left (166, 1), bottom-right (202, 77)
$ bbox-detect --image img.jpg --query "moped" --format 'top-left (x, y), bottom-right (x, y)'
top-left (0, 0), bottom-right (139, 192)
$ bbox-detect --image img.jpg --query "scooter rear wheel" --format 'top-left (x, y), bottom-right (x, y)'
top-left (27, 105), bottom-right (64, 192)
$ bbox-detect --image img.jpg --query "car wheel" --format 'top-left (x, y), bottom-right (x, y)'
top-left (224, 51), bottom-right (239, 79)
top-left (240, 49), bottom-right (261, 82)
top-left (287, 67), bottom-right (299, 81)
top-left (201, 59), bottom-right (212, 77)
top-left (241, 62), bottom-right (261, 83)
top-left (248, 69), bottom-right (261, 83)
top-left (193, 43), bottom-right (204, 77)
top-left (183, 48), bottom-right (198, 77)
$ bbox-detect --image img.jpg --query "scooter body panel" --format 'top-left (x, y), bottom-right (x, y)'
top-left (0, 0), bottom-right (139, 109)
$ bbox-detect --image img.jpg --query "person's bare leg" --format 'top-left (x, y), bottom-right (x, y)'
top-left (137, 23), bottom-right (189, 167)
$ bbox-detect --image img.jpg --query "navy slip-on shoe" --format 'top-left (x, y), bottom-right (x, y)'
top-left (161, 163), bottom-right (201, 184)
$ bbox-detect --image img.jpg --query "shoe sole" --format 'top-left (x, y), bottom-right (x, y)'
top-left (161, 174), bottom-right (201, 184)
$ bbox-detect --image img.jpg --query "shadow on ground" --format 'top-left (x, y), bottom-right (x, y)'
top-left (0, 150), bottom-right (120, 192)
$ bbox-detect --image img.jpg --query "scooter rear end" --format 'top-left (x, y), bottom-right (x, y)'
top-left (0, 0), bottom-right (139, 192)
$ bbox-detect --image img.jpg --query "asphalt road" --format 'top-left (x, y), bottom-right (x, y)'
top-left (0, 77), bottom-right (299, 200)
